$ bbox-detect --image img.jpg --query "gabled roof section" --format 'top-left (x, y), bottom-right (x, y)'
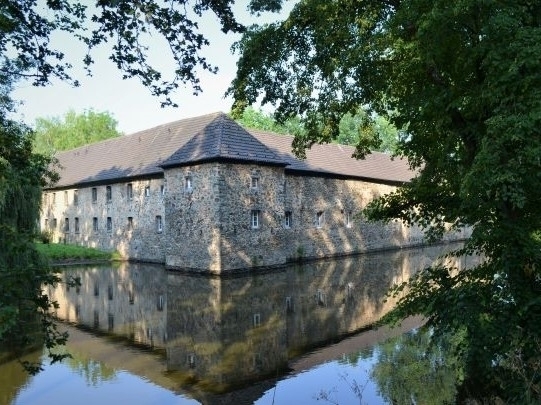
top-left (160, 113), bottom-right (287, 168)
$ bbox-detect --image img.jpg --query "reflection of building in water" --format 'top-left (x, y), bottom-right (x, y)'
top-left (48, 244), bottom-right (476, 393)
top-left (48, 263), bottom-right (168, 347)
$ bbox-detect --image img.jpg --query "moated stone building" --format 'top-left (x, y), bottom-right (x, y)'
top-left (40, 112), bottom-right (465, 273)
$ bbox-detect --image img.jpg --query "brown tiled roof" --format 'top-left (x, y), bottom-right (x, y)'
top-left (50, 112), bottom-right (413, 189)
top-left (161, 113), bottom-right (287, 168)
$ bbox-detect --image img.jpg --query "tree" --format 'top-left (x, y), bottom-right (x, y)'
top-left (229, 0), bottom-right (541, 401)
top-left (33, 109), bottom-right (121, 155)
top-left (232, 106), bottom-right (306, 136)
top-left (0, 0), bottom-right (268, 373)
top-left (0, 71), bottom-right (67, 373)
top-left (235, 106), bottom-right (399, 153)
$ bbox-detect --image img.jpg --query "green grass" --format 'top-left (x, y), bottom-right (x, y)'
top-left (35, 243), bottom-right (121, 262)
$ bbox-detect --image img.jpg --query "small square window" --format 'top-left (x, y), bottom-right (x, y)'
top-left (284, 211), bottom-right (292, 228)
top-left (73, 189), bottom-right (78, 205)
top-left (106, 186), bottom-right (112, 202)
top-left (74, 217), bottom-right (80, 233)
top-left (156, 215), bottom-right (163, 233)
top-left (127, 183), bottom-right (133, 200)
top-left (251, 210), bottom-right (260, 229)
top-left (93, 217), bottom-right (98, 231)
top-left (106, 217), bottom-right (112, 232)
top-left (92, 188), bottom-right (97, 203)
top-left (145, 185), bottom-right (150, 197)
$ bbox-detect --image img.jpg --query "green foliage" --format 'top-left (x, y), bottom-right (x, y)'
top-left (35, 243), bottom-right (118, 262)
top-left (233, 106), bottom-right (399, 153)
top-left (231, 106), bottom-right (305, 136)
top-left (33, 109), bottom-right (121, 155)
top-left (0, 75), bottom-right (68, 373)
top-left (229, 0), bottom-right (541, 401)
top-left (371, 327), bottom-right (461, 405)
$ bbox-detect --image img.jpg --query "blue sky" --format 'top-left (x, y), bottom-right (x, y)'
top-left (11, 2), bottom-right (291, 135)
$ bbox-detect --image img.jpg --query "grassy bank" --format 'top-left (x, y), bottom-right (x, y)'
top-left (36, 243), bottom-right (121, 263)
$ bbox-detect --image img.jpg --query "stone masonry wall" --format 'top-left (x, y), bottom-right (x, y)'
top-left (163, 162), bottom-right (467, 273)
top-left (42, 162), bottom-right (467, 271)
top-left (41, 177), bottom-right (166, 262)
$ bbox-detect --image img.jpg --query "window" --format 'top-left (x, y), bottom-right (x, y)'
top-left (145, 185), bottom-right (150, 197)
top-left (64, 218), bottom-right (70, 232)
top-left (108, 285), bottom-right (113, 300)
top-left (106, 186), bottom-right (112, 202)
top-left (316, 211), bottom-right (325, 228)
top-left (73, 189), bottom-right (78, 205)
top-left (284, 211), bottom-right (292, 228)
top-left (108, 313), bottom-right (114, 331)
top-left (184, 176), bottom-right (192, 191)
top-left (160, 184), bottom-right (165, 196)
top-left (52, 192), bottom-right (56, 204)
top-left (251, 210), bottom-right (260, 229)
top-left (52, 218), bottom-right (57, 229)
top-left (44, 218), bottom-right (49, 229)
top-left (93, 217), bottom-right (98, 231)
top-left (106, 217), bottom-right (112, 232)
top-left (92, 187), bottom-right (97, 203)
top-left (127, 216), bottom-right (133, 230)
top-left (127, 183), bottom-right (133, 200)
top-left (157, 295), bottom-right (164, 311)
top-left (156, 215), bottom-right (163, 233)
top-left (74, 217), bottom-right (80, 233)
top-left (253, 313), bottom-right (261, 327)
top-left (251, 176), bottom-right (259, 189)
top-left (64, 190), bottom-right (68, 206)
top-left (345, 211), bottom-right (352, 228)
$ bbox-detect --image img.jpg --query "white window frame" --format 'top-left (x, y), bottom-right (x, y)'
top-left (184, 176), bottom-right (193, 191)
top-left (251, 176), bottom-right (259, 189)
top-left (284, 211), bottom-right (292, 228)
top-left (251, 210), bottom-right (260, 229)
top-left (106, 186), bottom-right (112, 202)
top-left (316, 211), bottom-right (325, 228)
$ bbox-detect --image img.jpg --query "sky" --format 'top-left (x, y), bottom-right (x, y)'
top-left (11, 3), bottom-right (291, 135)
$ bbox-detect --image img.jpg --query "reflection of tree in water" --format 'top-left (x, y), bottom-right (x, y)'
top-left (371, 327), bottom-right (460, 405)
top-left (63, 350), bottom-right (117, 387)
